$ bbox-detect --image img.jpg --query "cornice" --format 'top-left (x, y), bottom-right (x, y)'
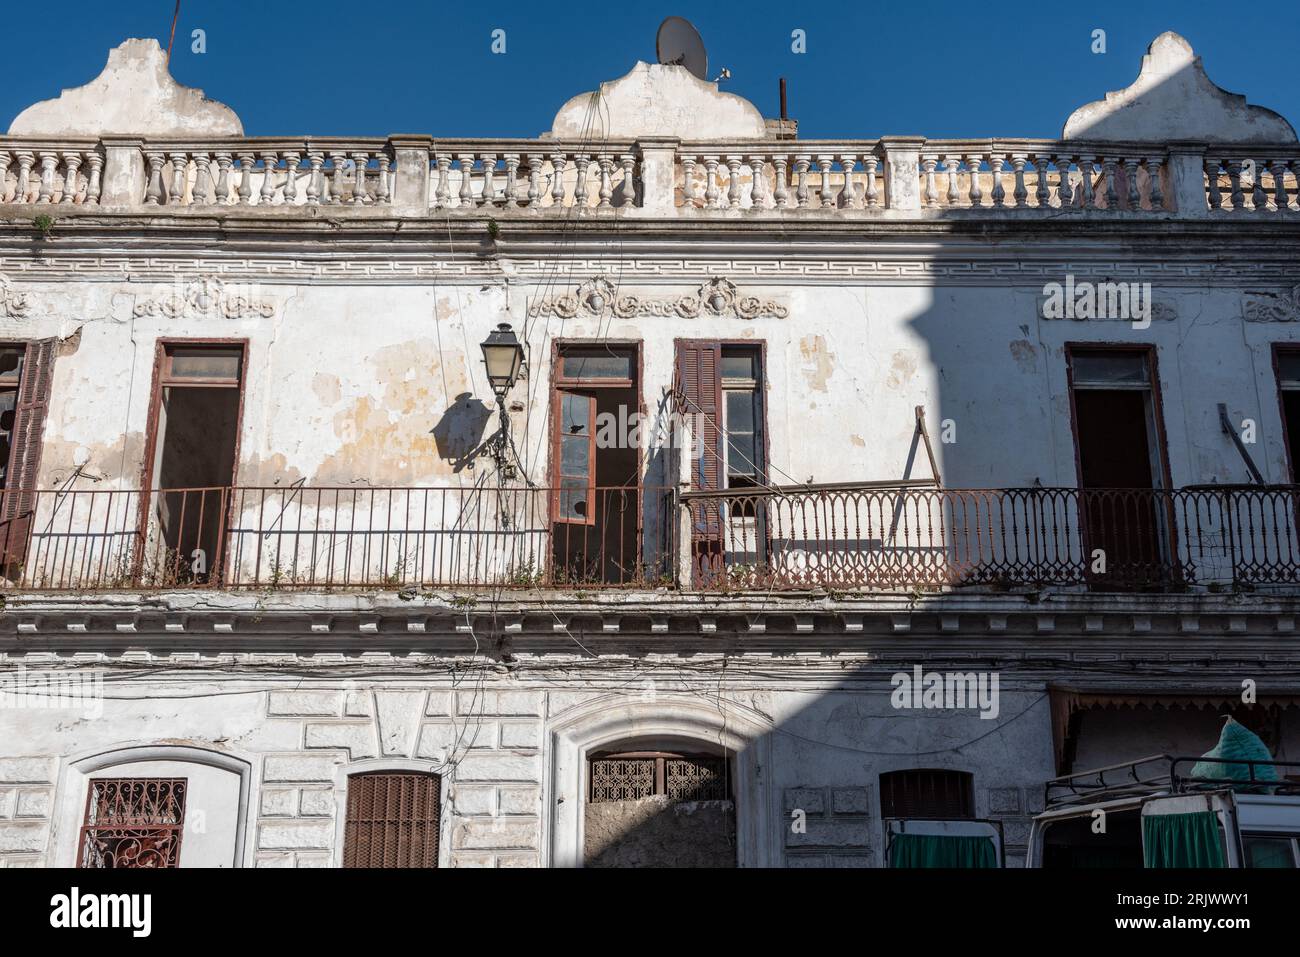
top-left (3, 589), bottom-right (1300, 661)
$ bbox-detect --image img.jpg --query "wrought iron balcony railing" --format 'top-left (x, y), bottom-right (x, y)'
top-left (1, 483), bottom-right (1298, 593)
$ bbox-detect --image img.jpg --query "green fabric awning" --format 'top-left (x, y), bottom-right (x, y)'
top-left (1142, 811), bottom-right (1227, 868)
top-left (889, 833), bottom-right (998, 868)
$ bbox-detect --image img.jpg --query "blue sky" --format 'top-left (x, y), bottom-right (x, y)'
top-left (2, 1), bottom-right (1297, 139)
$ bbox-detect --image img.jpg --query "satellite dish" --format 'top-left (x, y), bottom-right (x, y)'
top-left (656, 16), bottom-right (708, 81)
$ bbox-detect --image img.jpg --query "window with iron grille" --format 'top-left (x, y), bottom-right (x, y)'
top-left (342, 772), bottom-right (441, 868)
top-left (78, 777), bottom-right (187, 868)
top-left (588, 751), bottom-right (730, 803)
top-left (879, 769), bottom-right (975, 819)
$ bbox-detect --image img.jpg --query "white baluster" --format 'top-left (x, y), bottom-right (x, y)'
top-left (726, 156), bottom-right (743, 209)
top-left (793, 155), bottom-right (811, 208)
top-left (1146, 156), bottom-right (1164, 211)
top-left (215, 153), bottom-right (232, 204)
top-left (703, 156), bottom-right (721, 208)
top-left (619, 153), bottom-right (636, 207)
top-left (283, 152), bottom-right (301, 204)
top-left (238, 151), bottom-right (256, 205)
top-left (1226, 159), bottom-right (1244, 211)
top-left (1102, 157), bottom-right (1119, 210)
top-left (550, 152), bottom-right (567, 207)
top-left (573, 154), bottom-right (591, 207)
top-left (84, 151), bottom-right (103, 206)
top-left (1033, 154), bottom-right (1051, 208)
top-left (989, 153), bottom-right (1005, 207)
top-left (678, 155), bottom-right (696, 207)
top-left (0, 152), bottom-right (10, 203)
top-left (1251, 159), bottom-right (1269, 212)
top-left (597, 153), bottom-right (614, 209)
top-left (943, 156), bottom-right (961, 206)
top-left (1204, 158), bottom-right (1222, 211)
top-left (1270, 159), bottom-right (1289, 212)
top-left (773, 155), bottom-right (789, 208)
top-left (192, 153), bottom-right (212, 205)
top-left (14, 152), bottom-right (34, 204)
top-left (257, 152), bottom-right (277, 205)
top-left (304, 151), bottom-right (322, 206)
top-left (144, 151), bottom-right (165, 205)
top-left (36, 152), bottom-right (57, 203)
top-left (1055, 154), bottom-right (1074, 208)
top-left (838, 154), bottom-right (857, 209)
top-left (480, 153), bottom-right (497, 207)
top-left (171, 152), bottom-right (190, 205)
top-left (1123, 157), bottom-right (1141, 210)
top-left (527, 154), bottom-right (543, 207)
top-left (1011, 153), bottom-right (1028, 208)
top-left (1077, 155), bottom-right (1095, 209)
top-left (748, 154), bottom-right (768, 209)
top-left (457, 155), bottom-right (475, 208)
top-left (817, 154), bottom-right (835, 209)
top-left (351, 151), bottom-right (369, 204)
top-left (60, 151), bottom-right (82, 204)
top-left (374, 152), bottom-right (390, 204)
top-left (434, 153), bottom-right (451, 208)
top-left (863, 152), bottom-right (879, 209)
top-left (965, 154), bottom-right (983, 207)
top-left (503, 154), bottom-right (520, 208)
top-left (921, 155), bottom-right (939, 208)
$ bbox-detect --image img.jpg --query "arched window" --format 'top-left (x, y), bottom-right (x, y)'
top-left (342, 771), bottom-right (441, 868)
top-left (879, 769), bottom-right (974, 819)
top-left (65, 746), bottom-right (250, 869)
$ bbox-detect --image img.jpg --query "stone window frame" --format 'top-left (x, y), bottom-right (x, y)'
top-left (51, 744), bottom-right (253, 868)
top-left (545, 697), bottom-right (775, 867)
top-left (330, 758), bottom-right (449, 869)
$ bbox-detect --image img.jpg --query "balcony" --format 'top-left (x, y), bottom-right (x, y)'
top-left (3, 135), bottom-right (1299, 221)
top-left (2, 483), bottom-right (1298, 594)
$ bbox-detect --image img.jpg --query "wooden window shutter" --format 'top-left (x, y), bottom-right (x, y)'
top-left (0, 338), bottom-right (55, 565)
top-left (674, 340), bottom-right (724, 583)
top-left (343, 772), bottom-right (441, 868)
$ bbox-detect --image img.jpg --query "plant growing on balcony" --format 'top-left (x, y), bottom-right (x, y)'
top-left (33, 214), bottom-right (54, 239)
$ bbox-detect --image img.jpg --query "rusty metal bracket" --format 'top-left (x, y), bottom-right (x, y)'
top-left (1218, 402), bottom-right (1265, 485)
top-left (915, 406), bottom-right (943, 489)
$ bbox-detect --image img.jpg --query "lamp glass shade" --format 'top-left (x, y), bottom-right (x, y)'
top-left (481, 323), bottom-right (524, 394)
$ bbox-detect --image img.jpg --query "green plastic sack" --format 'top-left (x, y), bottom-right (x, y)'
top-left (1189, 717), bottom-right (1278, 783)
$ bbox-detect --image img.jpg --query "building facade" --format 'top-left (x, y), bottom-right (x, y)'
top-left (2, 32), bottom-right (1300, 868)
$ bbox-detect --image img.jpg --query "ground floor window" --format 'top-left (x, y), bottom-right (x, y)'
top-left (342, 772), bottom-right (441, 868)
top-left (78, 777), bottom-right (187, 868)
top-left (879, 769), bottom-right (975, 819)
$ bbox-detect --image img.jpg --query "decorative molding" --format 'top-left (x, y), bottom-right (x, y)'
top-left (3, 254), bottom-right (1300, 288)
top-left (132, 275), bottom-right (275, 319)
top-left (1036, 293), bottom-right (1176, 322)
top-left (1244, 286), bottom-right (1300, 322)
top-left (527, 276), bottom-right (788, 320)
top-left (0, 273), bottom-right (30, 318)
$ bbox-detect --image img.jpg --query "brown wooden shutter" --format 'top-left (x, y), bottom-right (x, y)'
top-left (343, 772), bottom-right (441, 868)
top-left (0, 338), bottom-right (55, 565)
top-left (675, 340), bottom-right (724, 583)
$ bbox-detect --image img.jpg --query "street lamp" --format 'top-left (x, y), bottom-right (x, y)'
top-left (480, 322), bottom-right (524, 400)
top-left (479, 322), bottom-right (525, 475)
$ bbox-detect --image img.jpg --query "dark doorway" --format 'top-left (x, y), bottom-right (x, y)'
top-left (550, 344), bottom-right (640, 584)
top-left (1276, 349), bottom-right (1300, 480)
top-left (142, 343), bottom-right (245, 584)
top-left (1067, 347), bottom-right (1170, 586)
top-left (584, 749), bottom-right (735, 868)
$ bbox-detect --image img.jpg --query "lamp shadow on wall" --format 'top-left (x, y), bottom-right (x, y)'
top-left (431, 392), bottom-right (495, 473)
